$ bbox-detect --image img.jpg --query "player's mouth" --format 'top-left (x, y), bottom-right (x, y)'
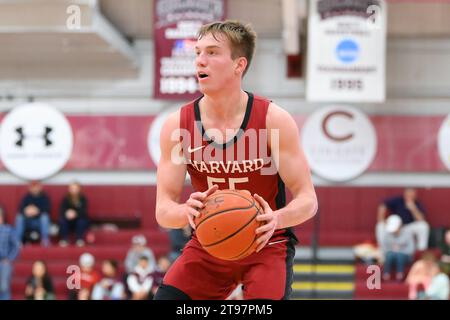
top-left (197, 71), bottom-right (209, 81)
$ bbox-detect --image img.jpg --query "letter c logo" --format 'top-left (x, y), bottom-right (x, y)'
top-left (322, 111), bottom-right (354, 142)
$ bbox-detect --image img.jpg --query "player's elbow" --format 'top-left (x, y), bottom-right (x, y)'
top-left (155, 204), bottom-right (171, 229)
top-left (307, 194), bottom-right (318, 220)
top-left (155, 202), bottom-right (186, 229)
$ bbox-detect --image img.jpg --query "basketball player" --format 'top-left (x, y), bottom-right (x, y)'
top-left (154, 20), bottom-right (317, 300)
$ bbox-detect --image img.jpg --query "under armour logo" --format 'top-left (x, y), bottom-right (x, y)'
top-left (15, 126), bottom-right (53, 147)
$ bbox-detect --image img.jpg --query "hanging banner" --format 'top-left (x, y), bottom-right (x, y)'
top-left (306, 0), bottom-right (387, 102)
top-left (153, 0), bottom-right (226, 100)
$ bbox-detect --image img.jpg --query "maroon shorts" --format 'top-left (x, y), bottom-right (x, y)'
top-left (162, 236), bottom-right (295, 300)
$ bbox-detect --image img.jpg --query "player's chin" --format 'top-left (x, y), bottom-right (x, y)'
top-left (198, 83), bottom-right (220, 95)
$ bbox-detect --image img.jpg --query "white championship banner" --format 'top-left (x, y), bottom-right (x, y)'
top-left (306, 0), bottom-right (387, 102)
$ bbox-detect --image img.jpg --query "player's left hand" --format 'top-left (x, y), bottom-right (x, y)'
top-left (254, 193), bottom-right (279, 252)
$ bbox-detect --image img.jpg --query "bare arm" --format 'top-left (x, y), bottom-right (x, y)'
top-left (155, 110), bottom-right (190, 229)
top-left (254, 103), bottom-right (318, 250)
top-left (155, 111), bottom-right (218, 229)
top-left (267, 103), bottom-right (318, 228)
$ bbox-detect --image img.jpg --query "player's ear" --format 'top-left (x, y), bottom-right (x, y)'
top-left (234, 57), bottom-right (247, 76)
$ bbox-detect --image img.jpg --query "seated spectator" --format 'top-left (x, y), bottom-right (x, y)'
top-left (0, 207), bottom-right (20, 300)
top-left (376, 188), bottom-right (429, 251)
top-left (380, 215), bottom-right (415, 281)
top-left (406, 251), bottom-right (440, 300)
top-left (25, 260), bottom-right (55, 300)
top-left (168, 225), bottom-right (191, 262)
top-left (151, 256), bottom-right (171, 296)
top-left (439, 229), bottom-right (450, 275)
top-left (15, 181), bottom-right (51, 246)
top-left (58, 181), bottom-right (89, 247)
top-left (127, 256), bottom-right (154, 300)
top-left (124, 235), bottom-right (156, 275)
top-left (68, 252), bottom-right (100, 300)
top-left (91, 259), bottom-right (125, 300)
top-left (418, 262), bottom-right (449, 300)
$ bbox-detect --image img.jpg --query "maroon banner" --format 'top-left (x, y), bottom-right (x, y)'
top-left (153, 0), bottom-right (227, 100)
top-left (0, 114), bottom-right (447, 172)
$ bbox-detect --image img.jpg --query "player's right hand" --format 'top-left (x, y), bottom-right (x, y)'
top-left (185, 184), bottom-right (219, 229)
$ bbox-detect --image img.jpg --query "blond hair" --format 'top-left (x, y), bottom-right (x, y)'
top-left (198, 20), bottom-right (256, 76)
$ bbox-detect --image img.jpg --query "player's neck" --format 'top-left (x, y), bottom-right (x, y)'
top-left (202, 89), bottom-right (247, 121)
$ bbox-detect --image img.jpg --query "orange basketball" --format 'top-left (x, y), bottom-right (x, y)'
top-left (194, 189), bottom-right (263, 261)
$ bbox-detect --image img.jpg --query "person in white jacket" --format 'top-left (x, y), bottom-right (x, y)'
top-left (124, 235), bottom-right (156, 274)
top-left (127, 256), bottom-right (154, 300)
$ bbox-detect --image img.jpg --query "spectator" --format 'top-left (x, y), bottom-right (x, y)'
top-left (439, 229), bottom-right (450, 275)
top-left (406, 251), bottom-right (440, 300)
top-left (58, 181), bottom-right (89, 247)
top-left (91, 259), bottom-right (125, 300)
top-left (376, 188), bottom-right (429, 251)
top-left (0, 208), bottom-right (20, 300)
top-left (380, 215), bottom-right (415, 281)
top-left (25, 260), bottom-right (55, 300)
top-left (15, 181), bottom-right (51, 246)
top-left (124, 235), bottom-right (156, 274)
top-left (127, 256), bottom-right (154, 300)
top-left (419, 261), bottom-right (450, 300)
top-left (168, 225), bottom-right (191, 262)
top-left (68, 252), bottom-right (100, 300)
top-left (151, 255), bottom-right (171, 296)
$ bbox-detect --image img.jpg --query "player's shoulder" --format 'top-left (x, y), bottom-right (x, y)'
top-left (266, 101), bottom-right (295, 129)
top-left (252, 93), bottom-right (271, 104)
top-left (162, 109), bottom-right (180, 129)
top-left (250, 93), bottom-right (289, 118)
top-left (180, 96), bottom-right (199, 111)
top-left (163, 97), bottom-right (199, 129)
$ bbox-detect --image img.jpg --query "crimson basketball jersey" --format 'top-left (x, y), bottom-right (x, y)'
top-left (179, 92), bottom-right (296, 242)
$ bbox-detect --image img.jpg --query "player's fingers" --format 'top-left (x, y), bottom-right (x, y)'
top-left (256, 234), bottom-right (268, 245)
top-left (203, 184), bottom-right (219, 197)
top-left (187, 214), bottom-right (196, 230)
top-left (256, 243), bottom-right (267, 252)
top-left (256, 237), bottom-right (269, 252)
top-left (254, 194), bottom-right (271, 212)
top-left (255, 213), bottom-right (273, 222)
top-left (187, 206), bottom-right (200, 218)
top-left (255, 223), bottom-right (273, 234)
top-left (186, 198), bottom-right (204, 209)
top-left (190, 191), bottom-right (205, 200)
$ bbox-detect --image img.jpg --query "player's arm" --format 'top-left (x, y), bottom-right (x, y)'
top-left (155, 111), bottom-right (218, 229)
top-left (254, 103), bottom-right (318, 250)
top-left (267, 103), bottom-right (318, 228)
top-left (155, 110), bottom-right (188, 229)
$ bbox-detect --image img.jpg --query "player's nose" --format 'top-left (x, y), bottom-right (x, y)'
top-left (195, 52), bottom-right (207, 67)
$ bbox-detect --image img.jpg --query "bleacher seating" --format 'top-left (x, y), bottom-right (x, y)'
top-left (5, 185), bottom-right (448, 299)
